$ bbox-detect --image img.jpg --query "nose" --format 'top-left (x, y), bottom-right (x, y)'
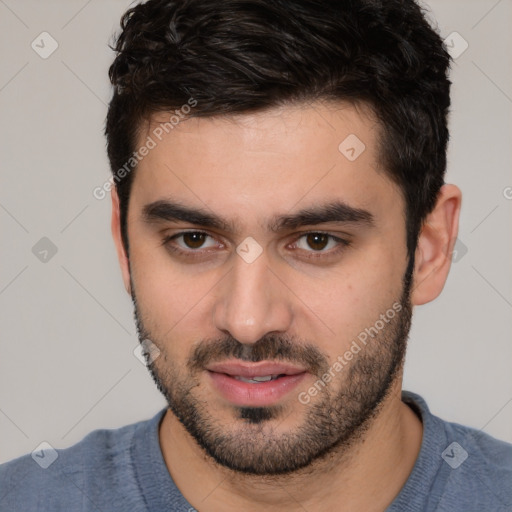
top-left (212, 251), bottom-right (293, 344)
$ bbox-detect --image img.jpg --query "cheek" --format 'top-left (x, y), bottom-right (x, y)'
top-left (294, 245), bottom-right (404, 346)
top-left (129, 245), bottom-right (220, 340)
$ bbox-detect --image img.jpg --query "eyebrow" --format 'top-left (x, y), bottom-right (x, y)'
top-left (269, 201), bottom-right (374, 231)
top-left (142, 199), bottom-right (374, 233)
top-left (143, 201), bottom-right (234, 231)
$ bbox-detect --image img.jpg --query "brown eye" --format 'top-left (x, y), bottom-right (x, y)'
top-left (306, 233), bottom-right (329, 251)
top-left (182, 232), bottom-right (207, 249)
top-left (164, 231), bottom-right (219, 254)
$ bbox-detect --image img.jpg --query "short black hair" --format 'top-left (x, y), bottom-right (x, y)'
top-left (105, 0), bottom-right (451, 258)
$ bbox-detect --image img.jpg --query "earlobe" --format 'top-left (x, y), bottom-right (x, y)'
top-left (111, 187), bottom-right (132, 295)
top-left (411, 184), bottom-right (462, 306)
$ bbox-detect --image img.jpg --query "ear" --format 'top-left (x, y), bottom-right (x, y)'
top-left (111, 186), bottom-right (132, 295)
top-left (411, 184), bottom-right (462, 306)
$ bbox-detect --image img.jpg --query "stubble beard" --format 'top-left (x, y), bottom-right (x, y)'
top-left (132, 269), bottom-right (413, 475)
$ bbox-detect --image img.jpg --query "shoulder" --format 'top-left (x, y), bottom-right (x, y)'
top-left (403, 391), bottom-right (512, 511)
top-left (0, 414), bottom-right (161, 512)
top-left (438, 419), bottom-right (512, 510)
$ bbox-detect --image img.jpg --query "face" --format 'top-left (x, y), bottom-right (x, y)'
top-left (122, 101), bottom-right (413, 475)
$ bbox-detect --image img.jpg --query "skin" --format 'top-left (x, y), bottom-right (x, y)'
top-left (111, 101), bottom-right (461, 511)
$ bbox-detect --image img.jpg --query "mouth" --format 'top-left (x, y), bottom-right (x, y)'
top-left (232, 374), bottom-right (283, 383)
top-left (205, 360), bottom-right (308, 407)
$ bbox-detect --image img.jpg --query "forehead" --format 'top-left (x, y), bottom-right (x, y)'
top-left (131, 101), bottom-right (404, 228)
top-left (142, 100), bottom-right (378, 164)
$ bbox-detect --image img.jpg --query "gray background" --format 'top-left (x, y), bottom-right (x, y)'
top-left (0, 0), bottom-right (511, 464)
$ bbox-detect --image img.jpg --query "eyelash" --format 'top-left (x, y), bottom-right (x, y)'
top-left (161, 230), bottom-right (351, 260)
top-left (290, 232), bottom-right (351, 259)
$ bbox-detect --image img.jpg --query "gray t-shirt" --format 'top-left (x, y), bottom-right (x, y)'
top-left (1, 391), bottom-right (511, 511)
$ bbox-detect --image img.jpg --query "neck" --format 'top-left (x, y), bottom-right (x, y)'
top-left (159, 381), bottom-right (423, 512)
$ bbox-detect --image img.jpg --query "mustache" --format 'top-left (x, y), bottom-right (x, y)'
top-left (187, 334), bottom-right (329, 376)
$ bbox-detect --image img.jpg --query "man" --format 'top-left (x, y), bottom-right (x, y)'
top-left (1, 0), bottom-right (511, 510)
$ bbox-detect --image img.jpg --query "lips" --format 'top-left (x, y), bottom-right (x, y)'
top-left (206, 360), bottom-right (308, 406)
top-left (233, 375), bottom-right (280, 383)
top-left (206, 361), bottom-right (306, 378)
